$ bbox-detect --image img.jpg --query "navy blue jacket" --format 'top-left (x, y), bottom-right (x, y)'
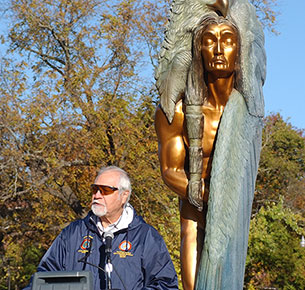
top-left (24, 209), bottom-right (178, 290)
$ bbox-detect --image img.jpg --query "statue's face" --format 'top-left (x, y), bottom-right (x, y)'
top-left (201, 23), bottom-right (238, 78)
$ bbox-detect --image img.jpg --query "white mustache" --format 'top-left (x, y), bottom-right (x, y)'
top-left (92, 200), bottom-right (104, 205)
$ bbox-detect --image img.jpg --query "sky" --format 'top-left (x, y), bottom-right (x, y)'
top-left (0, 2), bottom-right (304, 130)
top-left (263, 1), bottom-right (305, 130)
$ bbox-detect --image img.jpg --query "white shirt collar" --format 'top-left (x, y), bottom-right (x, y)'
top-left (96, 203), bottom-right (134, 235)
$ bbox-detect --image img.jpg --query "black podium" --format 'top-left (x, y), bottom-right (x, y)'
top-left (32, 271), bottom-right (93, 290)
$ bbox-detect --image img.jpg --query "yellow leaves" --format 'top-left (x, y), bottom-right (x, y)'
top-left (249, 0), bottom-right (279, 33)
top-left (4, 237), bottom-right (22, 264)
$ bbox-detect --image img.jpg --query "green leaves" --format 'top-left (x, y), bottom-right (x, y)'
top-left (245, 199), bottom-right (305, 289)
top-left (255, 114), bottom-right (305, 214)
top-left (247, 114), bottom-right (305, 288)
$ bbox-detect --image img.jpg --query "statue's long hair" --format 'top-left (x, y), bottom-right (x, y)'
top-left (183, 14), bottom-right (242, 209)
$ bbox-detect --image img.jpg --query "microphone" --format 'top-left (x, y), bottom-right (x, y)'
top-left (78, 232), bottom-right (126, 290)
top-left (105, 232), bottom-right (114, 255)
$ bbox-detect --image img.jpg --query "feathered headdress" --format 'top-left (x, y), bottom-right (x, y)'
top-left (155, 0), bottom-right (266, 123)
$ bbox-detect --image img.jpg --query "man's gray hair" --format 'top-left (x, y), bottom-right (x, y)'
top-left (95, 166), bottom-right (132, 202)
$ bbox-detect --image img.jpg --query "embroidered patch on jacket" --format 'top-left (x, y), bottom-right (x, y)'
top-left (113, 241), bottom-right (133, 258)
top-left (119, 241), bottom-right (132, 251)
top-left (78, 235), bottom-right (93, 253)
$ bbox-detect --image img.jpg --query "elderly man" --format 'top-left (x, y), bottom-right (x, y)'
top-left (24, 166), bottom-right (178, 290)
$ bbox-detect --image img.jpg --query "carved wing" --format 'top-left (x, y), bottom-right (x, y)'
top-left (155, 0), bottom-right (211, 123)
top-left (196, 90), bottom-right (263, 289)
top-left (196, 0), bottom-right (266, 288)
top-left (231, 0), bottom-right (266, 117)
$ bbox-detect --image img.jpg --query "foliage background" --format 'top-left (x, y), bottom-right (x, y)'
top-left (0, 0), bottom-right (304, 289)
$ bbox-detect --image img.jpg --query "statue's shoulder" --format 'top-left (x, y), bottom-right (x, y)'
top-left (155, 101), bottom-right (184, 137)
top-left (156, 100), bottom-right (184, 122)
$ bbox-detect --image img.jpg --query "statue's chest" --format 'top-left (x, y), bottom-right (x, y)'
top-left (183, 106), bottom-right (223, 157)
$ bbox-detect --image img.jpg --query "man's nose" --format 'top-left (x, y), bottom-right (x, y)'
top-left (94, 189), bottom-right (104, 199)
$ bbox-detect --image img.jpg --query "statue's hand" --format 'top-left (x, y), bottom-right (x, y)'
top-left (187, 180), bottom-right (203, 211)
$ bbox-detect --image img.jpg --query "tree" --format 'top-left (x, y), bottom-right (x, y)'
top-left (255, 114), bottom-right (305, 215)
top-left (250, 0), bottom-right (279, 33)
top-left (0, 1), bottom-right (180, 288)
top-left (247, 115), bottom-right (305, 289)
top-left (0, 0), bottom-right (282, 289)
top-left (245, 200), bottom-right (305, 289)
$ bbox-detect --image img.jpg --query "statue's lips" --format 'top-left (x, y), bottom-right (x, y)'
top-left (213, 58), bottom-right (226, 64)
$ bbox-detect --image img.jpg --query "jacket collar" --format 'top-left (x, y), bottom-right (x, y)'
top-left (85, 203), bottom-right (145, 235)
top-left (95, 203), bottom-right (134, 235)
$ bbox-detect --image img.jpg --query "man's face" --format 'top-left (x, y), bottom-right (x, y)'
top-left (91, 171), bottom-right (129, 222)
top-left (201, 22), bottom-right (238, 78)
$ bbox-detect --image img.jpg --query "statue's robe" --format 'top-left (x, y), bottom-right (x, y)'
top-left (196, 89), bottom-right (263, 289)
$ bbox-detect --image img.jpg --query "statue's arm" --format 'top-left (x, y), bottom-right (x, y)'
top-left (155, 104), bottom-right (188, 199)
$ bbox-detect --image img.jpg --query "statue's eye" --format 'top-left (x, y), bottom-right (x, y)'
top-left (225, 38), bottom-right (233, 45)
top-left (222, 35), bottom-right (236, 47)
top-left (203, 37), bottom-right (215, 47)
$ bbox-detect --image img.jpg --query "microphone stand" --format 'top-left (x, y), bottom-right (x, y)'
top-left (105, 250), bottom-right (113, 289)
top-left (104, 232), bottom-right (121, 290)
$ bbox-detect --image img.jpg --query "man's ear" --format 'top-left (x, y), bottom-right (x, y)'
top-left (121, 190), bottom-right (130, 204)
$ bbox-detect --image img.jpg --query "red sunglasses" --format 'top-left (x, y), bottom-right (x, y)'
top-left (91, 184), bottom-right (119, 195)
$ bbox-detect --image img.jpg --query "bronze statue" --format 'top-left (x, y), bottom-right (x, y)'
top-left (155, 0), bottom-right (266, 289)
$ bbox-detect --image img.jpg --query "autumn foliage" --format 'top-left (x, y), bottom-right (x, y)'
top-left (1, 1), bottom-right (303, 290)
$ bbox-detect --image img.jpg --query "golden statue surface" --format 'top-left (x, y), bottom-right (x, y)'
top-left (155, 0), bottom-right (266, 289)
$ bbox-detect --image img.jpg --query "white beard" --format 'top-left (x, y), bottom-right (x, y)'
top-left (91, 202), bottom-right (107, 217)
